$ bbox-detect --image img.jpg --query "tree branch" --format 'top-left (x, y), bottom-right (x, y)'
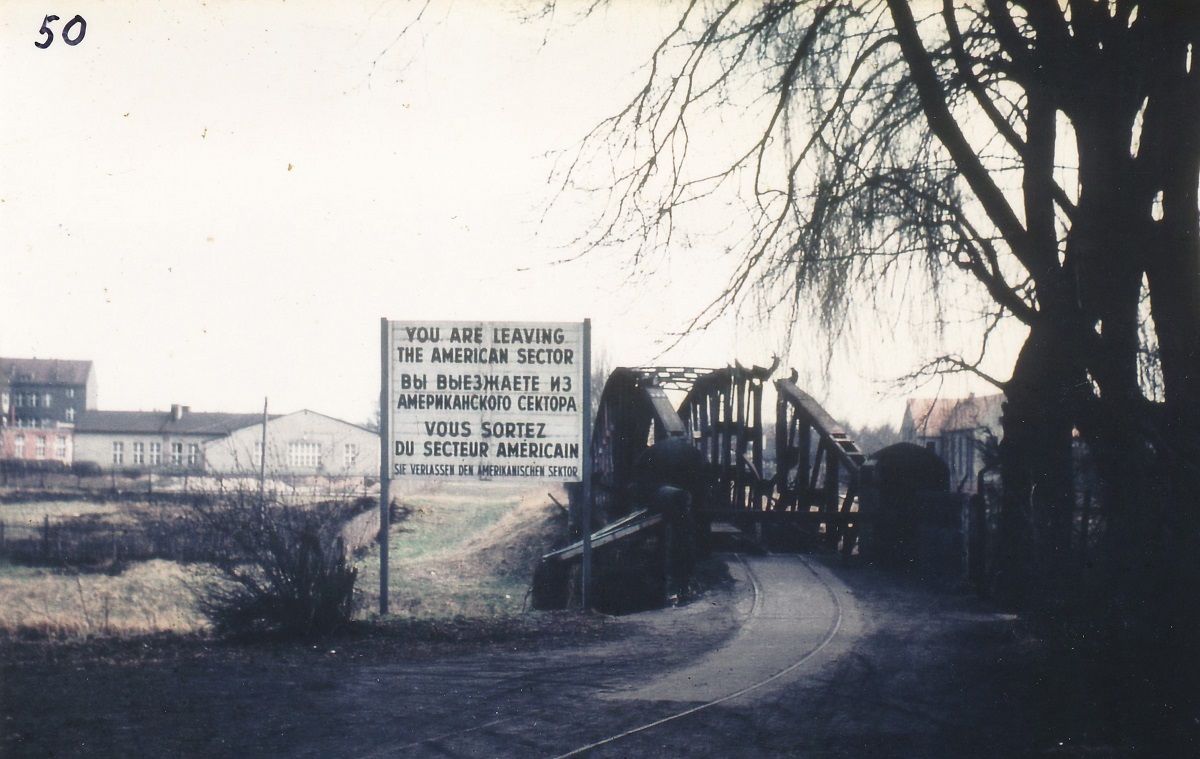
top-left (886, 0), bottom-right (1047, 279)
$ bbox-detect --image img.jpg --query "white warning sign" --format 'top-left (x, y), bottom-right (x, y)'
top-left (383, 321), bottom-right (585, 482)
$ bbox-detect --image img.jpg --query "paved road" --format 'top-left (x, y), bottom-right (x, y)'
top-left (353, 552), bottom-right (1029, 758)
top-left (609, 554), bottom-right (857, 705)
top-left (4, 552), bottom-right (1032, 758)
top-left (352, 553), bottom-right (885, 758)
top-left (333, 554), bottom-right (864, 754)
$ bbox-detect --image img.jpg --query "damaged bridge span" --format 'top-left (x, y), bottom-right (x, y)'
top-left (533, 362), bottom-right (876, 612)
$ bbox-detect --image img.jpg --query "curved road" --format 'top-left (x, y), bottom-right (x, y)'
top-left (355, 553), bottom-right (869, 758)
top-left (0, 547), bottom-right (1032, 754)
top-left (556, 554), bottom-right (861, 756)
top-left (349, 551), bottom-right (1028, 758)
top-left (2, 551), bottom-right (1032, 757)
top-left (609, 554), bottom-right (855, 703)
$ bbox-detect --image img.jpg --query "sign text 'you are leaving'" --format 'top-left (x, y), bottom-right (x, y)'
top-left (384, 321), bottom-right (586, 483)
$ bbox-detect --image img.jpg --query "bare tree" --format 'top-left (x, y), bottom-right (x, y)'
top-left (554, 0), bottom-right (1200, 736)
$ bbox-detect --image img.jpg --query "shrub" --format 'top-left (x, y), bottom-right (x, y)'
top-left (71, 461), bottom-right (103, 479)
top-left (192, 498), bottom-right (360, 639)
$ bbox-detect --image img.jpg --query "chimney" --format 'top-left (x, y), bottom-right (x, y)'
top-left (170, 404), bottom-right (185, 421)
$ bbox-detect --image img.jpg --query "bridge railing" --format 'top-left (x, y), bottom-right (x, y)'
top-left (677, 363), bottom-right (774, 515)
top-left (576, 363), bottom-right (867, 551)
top-left (583, 367), bottom-right (689, 533)
top-left (773, 376), bottom-right (866, 552)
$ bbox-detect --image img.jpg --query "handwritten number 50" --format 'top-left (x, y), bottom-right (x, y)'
top-left (35, 14), bottom-right (87, 49)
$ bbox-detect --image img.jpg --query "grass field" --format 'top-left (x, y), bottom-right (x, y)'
top-left (356, 482), bottom-right (564, 619)
top-left (0, 500), bottom-right (123, 541)
top-left (0, 483), bottom-right (566, 638)
top-left (0, 560), bottom-right (210, 637)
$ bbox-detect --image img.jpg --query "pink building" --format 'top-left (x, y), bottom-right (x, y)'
top-left (0, 357), bottom-right (95, 467)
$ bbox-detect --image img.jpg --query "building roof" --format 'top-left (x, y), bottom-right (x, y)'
top-left (223, 408), bottom-right (377, 436)
top-left (0, 357), bottom-right (92, 386)
top-left (76, 409), bottom-right (271, 436)
top-left (905, 394), bottom-right (1003, 438)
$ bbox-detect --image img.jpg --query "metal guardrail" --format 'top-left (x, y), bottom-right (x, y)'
top-left (542, 509), bottom-right (663, 562)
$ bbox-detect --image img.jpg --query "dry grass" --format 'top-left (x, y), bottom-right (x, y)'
top-left (0, 500), bottom-right (122, 540)
top-left (356, 483), bottom-right (566, 619)
top-left (0, 560), bottom-right (210, 637)
top-left (0, 483), bottom-right (568, 639)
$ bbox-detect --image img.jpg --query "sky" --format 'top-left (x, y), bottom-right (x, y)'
top-left (1, 0), bottom-right (1016, 431)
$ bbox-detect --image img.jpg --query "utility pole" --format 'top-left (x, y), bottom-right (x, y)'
top-left (259, 397), bottom-right (268, 509)
top-left (581, 318), bottom-right (593, 609)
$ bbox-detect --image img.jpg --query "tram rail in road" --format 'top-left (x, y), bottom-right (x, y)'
top-left (552, 553), bottom-right (856, 758)
top-left (359, 552), bottom-right (860, 759)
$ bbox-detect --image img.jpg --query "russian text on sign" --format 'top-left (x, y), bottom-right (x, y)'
top-left (385, 320), bottom-right (585, 483)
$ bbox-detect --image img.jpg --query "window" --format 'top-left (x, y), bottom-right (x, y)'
top-left (55, 436), bottom-right (67, 460)
top-left (35, 437), bottom-right (46, 460)
top-left (112, 441), bottom-right (124, 465)
top-left (132, 442), bottom-right (145, 465)
top-left (66, 388), bottom-right (75, 398)
top-left (288, 441), bottom-right (322, 468)
top-left (149, 442), bottom-right (162, 466)
top-left (65, 407), bottom-right (75, 423)
top-left (343, 443), bottom-right (359, 469)
top-left (187, 443), bottom-right (200, 467)
top-left (43, 393), bottom-right (52, 408)
top-left (171, 442), bottom-right (184, 466)
top-left (14, 436), bottom-right (25, 458)
top-left (29, 394), bottom-right (38, 408)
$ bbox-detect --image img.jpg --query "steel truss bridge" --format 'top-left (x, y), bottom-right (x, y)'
top-left (584, 363), bottom-right (865, 545)
top-left (537, 363), bottom-right (870, 611)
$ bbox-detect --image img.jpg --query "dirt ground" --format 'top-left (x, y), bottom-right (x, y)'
top-left (0, 559), bottom-right (1030, 757)
top-left (2, 491), bottom-right (1190, 757)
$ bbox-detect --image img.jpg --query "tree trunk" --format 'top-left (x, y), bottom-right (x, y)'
top-left (995, 321), bottom-right (1082, 607)
top-left (1145, 245), bottom-right (1200, 741)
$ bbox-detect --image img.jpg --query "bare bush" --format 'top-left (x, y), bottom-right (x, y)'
top-left (191, 497), bottom-right (361, 639)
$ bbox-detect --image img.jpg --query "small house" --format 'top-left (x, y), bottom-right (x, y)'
top-left (900, 394), bottom-right (1003, 493)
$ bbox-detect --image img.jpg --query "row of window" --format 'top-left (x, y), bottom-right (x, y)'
top-left (10, 389), bottom-right (76, 408)
top-left (12, 435), bottom-right (68, 460)
top-left (8, 438), bottom-right (364, 470)
top-left (112, 441), bottom-right (200, 467)
top-left (9, 409), bottom-right (75, 428)
top-left (252, 442), bottom-right (360, 469)
top-left (12, 392), bottom-right (52, 408)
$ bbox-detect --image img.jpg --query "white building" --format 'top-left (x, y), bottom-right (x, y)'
top-left (204, 409), bottom-right (379, 478)
top-left (74, 406), bottom-right (263, 473)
